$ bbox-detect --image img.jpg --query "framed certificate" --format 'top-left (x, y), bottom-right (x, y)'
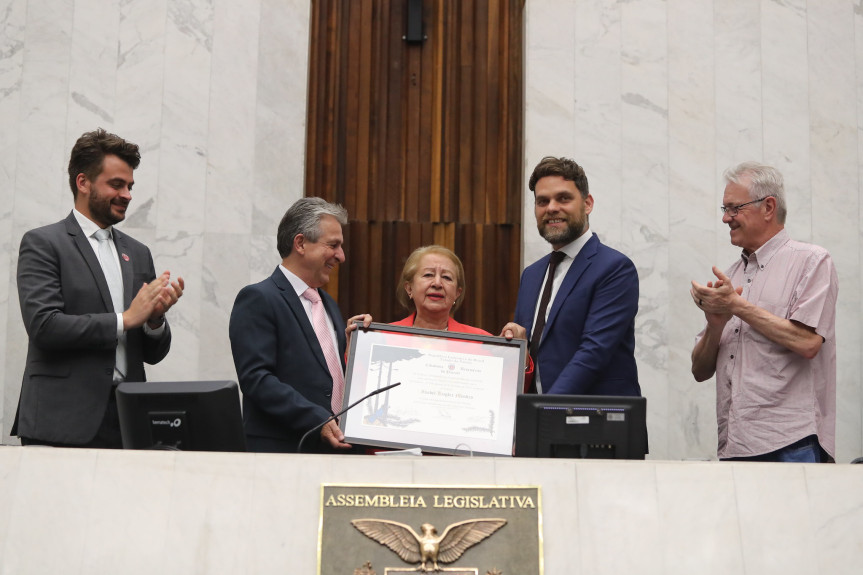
top-left (340, 322), bottom-right (525, 456)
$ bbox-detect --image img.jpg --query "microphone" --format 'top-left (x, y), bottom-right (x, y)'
top-left (297, 382), bottom-right (402, 453)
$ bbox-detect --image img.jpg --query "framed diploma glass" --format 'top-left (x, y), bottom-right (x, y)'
top-left (340, 322), bottom-right (526, 456)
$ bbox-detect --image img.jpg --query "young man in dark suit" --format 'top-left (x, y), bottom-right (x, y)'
top-left (229, 197), bottom-right (362, 453)
top-left (13, 129), bottom-right (184, 448)
top-left (502, 156), bottom-right (641, 397)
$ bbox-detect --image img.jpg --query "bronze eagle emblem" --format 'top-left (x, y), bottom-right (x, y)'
top-left (351, 518), bottom-right (507, 571)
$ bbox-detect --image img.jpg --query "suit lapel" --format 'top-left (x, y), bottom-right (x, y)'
top-left (270, 269), bottom-right (330, 373)
top-left (321, 293), bottom-right (346, 364)
top-left (524, 255), bottom-right (549, 306)
top-left (113, 230), bottom-right (134, 308)
top-left (65, 214), bottom-right (114, 312)
top-left (545, 234), bottom-right (599, 332)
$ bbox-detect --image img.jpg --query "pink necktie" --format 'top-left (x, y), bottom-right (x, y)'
top-left (302, 288), bottom-right (345, 414)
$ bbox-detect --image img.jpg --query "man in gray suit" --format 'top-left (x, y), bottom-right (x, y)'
top-left (13, 129), bottom-right (184, 448)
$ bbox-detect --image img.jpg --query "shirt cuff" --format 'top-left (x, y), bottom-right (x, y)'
top-left (143, 317), bottom-right (166, 337)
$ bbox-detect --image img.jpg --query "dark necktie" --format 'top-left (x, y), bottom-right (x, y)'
top-left (528, 250), bottom-right (566, 379)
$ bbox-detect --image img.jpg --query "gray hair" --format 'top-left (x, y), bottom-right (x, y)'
top-left (723, 161), bottom-right (787, 224)
top-left (277, 197), bottom-right (348, 257)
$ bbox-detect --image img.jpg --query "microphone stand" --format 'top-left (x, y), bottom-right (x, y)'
top-left (297, 382), bottom-right (401, 453)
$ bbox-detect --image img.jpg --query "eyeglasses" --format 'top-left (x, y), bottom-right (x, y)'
top-left (720, 197), bottom-right (768, 217)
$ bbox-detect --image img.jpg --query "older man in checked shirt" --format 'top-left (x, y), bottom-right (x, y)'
top-left (691, 162), bottom-right (838, 463)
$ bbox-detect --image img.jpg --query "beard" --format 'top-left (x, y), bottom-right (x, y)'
top-left (88, 189), bottom-right (127, 227)
top-left (538, 214), bottom-right (587, 246)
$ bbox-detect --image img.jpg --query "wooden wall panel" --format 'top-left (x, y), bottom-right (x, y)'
top-left (307, 0), bottom-right (524, 334)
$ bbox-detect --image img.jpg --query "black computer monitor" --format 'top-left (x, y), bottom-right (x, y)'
top-left (514, 394), bottom-right (647, 459)
top-left (116, 380), bottom-right (247, 452)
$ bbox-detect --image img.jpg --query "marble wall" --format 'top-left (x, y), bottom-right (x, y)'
top-left (1, 0), bottom-right (861, 461)
top-left (0, 0), bottom-right (311, 442)
top-left (524, 0), bottom-right (863, 462)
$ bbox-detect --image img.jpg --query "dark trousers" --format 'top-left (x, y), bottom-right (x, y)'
top-left (722, 435), bottom-right (832, 463)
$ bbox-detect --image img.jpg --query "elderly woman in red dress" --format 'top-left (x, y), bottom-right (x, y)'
top-left (347, 245), bottom-right (532, 378)
top-left (388, 245), bottom-right (489, 334)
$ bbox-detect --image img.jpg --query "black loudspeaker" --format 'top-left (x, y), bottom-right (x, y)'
top-left (404, 0), bottom-right (425, 43)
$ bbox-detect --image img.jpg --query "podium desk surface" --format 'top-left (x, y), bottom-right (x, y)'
top-left (0, 447), bottom-right (860, 575)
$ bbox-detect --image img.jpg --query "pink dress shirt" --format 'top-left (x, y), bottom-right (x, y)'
top-left (696, 229), bottom-right (838, 459)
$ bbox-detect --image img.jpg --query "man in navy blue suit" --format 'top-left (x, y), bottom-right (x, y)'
top-left (229, 197), bottom-right (362, 453)
top-left (502, 156), bottom-right (641, 396)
